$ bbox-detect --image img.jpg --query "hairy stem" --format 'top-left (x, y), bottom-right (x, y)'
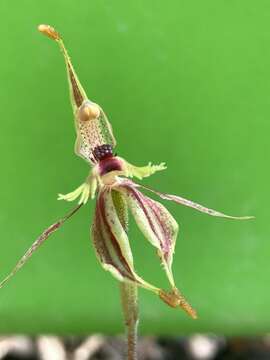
top-left (112, 190), bottom-right (138, 360)
top-left (120, 282), bottom-right (138, 360)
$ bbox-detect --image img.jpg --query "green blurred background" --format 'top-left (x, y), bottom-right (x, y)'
top-left (0, 0), bottom-right (266, 335)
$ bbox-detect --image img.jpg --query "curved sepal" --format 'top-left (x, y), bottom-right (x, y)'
top-left (118, 182), bottom-right (178, 288)
top-left (91, 189), bottom-right (159, 292)
top-left (91, 188), bottom-right (196, 318)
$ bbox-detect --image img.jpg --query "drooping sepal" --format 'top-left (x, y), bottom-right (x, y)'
top-left (118, 182), bottom-right (178, 289)
top-left (91, 188), bottom-right (158, 291)
top-left (91, 187), bottom-right (196, 318)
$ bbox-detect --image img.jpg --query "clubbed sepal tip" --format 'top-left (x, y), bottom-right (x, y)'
top-left (159, 288), bottom-right (197, 319)
top-left (38, 24), bottom-right (60, 41)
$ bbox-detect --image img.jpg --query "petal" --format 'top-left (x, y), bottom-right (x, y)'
top-left (133, 183), bottom-right (254, 220)
top-left (118, 183), bottom-right (178, 288)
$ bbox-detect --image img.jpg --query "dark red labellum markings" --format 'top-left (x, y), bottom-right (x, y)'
top-left (93, 144), bottom-right (113, 162)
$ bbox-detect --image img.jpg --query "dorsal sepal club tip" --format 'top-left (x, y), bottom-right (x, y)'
top-left (38, 24), bottom-right (60, 41)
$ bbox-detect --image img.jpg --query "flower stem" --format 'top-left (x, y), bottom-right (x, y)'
top-left (111, 190), bottom-right (139, 359)
top-left (120, 281), bottom-right (138, 360)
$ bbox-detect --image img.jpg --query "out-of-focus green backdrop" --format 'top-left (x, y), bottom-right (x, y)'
top-left (0, 0), bottom-right (266, 335)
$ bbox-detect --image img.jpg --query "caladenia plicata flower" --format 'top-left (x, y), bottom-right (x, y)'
top-left (0, 24), bottom-right (253, 358)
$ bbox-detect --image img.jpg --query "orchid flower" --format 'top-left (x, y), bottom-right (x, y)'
top-left (0, 25), bottom-right (253, 357)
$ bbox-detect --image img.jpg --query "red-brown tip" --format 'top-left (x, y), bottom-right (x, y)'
top-left (38, 24), bottom-right (60, 41)
top-left (159, 288), bottom-right (197, 319)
